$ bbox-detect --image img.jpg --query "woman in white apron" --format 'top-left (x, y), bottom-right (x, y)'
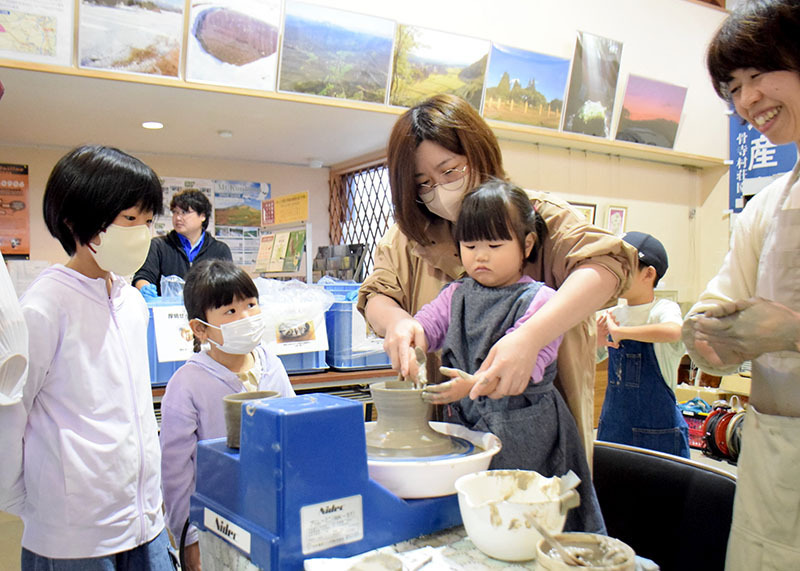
top-left (683, 1), bottom-right (800, 568)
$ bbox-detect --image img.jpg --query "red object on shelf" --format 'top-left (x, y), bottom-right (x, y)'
top-left (683, 412), bottom-right (708, 450)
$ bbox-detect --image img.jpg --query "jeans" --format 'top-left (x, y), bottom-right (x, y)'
top-left (21, 529), bottom-right (175, 571)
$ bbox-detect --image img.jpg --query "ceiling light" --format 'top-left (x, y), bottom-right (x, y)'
top-left (142, 121), bottom-right (164, 130)
top-left (308, 159), bottom-right (323, 168)
top-left (217, 130), bottom-right (233, 138)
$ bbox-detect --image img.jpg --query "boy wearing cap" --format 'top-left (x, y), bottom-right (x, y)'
top-left (596, 232), bottom-right (690, 458)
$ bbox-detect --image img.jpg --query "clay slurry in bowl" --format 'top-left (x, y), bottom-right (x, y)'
top-left (366, 381), bottom-right (460, 458)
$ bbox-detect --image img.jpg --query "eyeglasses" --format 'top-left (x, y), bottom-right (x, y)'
top-left (417, 165), bottom-right (469, 204)
top-left (171, 208), bottom-right (195, 219)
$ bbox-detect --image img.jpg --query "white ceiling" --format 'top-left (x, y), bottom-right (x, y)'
top-left (0, 66), bottom-right (401, 168)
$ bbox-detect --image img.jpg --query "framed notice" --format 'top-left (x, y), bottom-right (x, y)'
top-left (0, 163), bottom-right (30, 256)
top-left (568, 202), bottom-right (596, 225)
top-left (606, 205), bottom-right (627, 236)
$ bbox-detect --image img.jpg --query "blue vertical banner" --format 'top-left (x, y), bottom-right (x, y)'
top-left (729, 114), bottom-right (797, 212)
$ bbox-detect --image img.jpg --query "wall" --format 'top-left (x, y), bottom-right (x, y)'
top-left (1, 145), bottom-right (331, 269)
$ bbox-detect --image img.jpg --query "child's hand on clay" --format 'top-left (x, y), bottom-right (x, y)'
top-left (422, 366), bottom-right (478, 404)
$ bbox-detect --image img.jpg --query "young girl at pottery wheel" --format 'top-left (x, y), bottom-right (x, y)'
top-left (403, 180), bottom-right (605, 534)
top-left (159, 259), bottom-right (295, 571)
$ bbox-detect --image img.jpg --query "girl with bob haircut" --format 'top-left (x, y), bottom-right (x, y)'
top-left (405, 180), bottom-right (604, 533)
top-left (359, 94), bottom-right (636, 464)
top-left (1, 145), bottom-right (174, 569)
top-left (160, 259), bottom-right (294, 571)
top-left (683, 0), bottom-right (800, 568)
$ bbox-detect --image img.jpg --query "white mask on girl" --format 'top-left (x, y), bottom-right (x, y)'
top-left (199, 313), bottom-right (265, 355)
top-left (90, 223), bottom-right (152, 276)
top-left (424, 179), bottom-right (468, 222)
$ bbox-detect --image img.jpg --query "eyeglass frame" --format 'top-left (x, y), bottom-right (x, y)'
top-left (416, 165), bottom-right (469, 204)
top-left (171, 207), bottom-right (197, 219)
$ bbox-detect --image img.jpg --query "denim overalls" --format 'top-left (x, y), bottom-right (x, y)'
top-left (597, 338), bottom-right (690, 458)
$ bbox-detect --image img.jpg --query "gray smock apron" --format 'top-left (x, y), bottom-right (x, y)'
top-left (441, 278), bottom-right (605, 534)
top-left (726, 163), bottom-right (800, 569)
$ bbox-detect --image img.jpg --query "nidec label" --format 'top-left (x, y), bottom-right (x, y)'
top-left (300, 495), bottom-right (363, 555)
top-left (204, 508), bottom-right (251, 555)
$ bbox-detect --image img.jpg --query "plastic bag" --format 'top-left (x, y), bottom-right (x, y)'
top-left (160, 274), bottom-right (185, 301)
top-left (255, 279), bottom-right (335, 345)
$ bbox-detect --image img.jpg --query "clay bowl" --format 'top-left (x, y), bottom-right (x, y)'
top-left (537, 532), bottom-right (636, 570)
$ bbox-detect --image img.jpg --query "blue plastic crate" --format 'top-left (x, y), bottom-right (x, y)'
top-left (323, 287), bottom-right (391, 371)
top-left (278, 351), bottom-right (327, 374)
top-left (146, 299), bottom-right (187, 386)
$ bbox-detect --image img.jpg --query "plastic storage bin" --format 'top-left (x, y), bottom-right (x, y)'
top-left (146, 299), bottom-right (187, 386)
top-left (323, 283), bottom-right (391, 371)
top-left (277, 351), bottom-right (327, 374)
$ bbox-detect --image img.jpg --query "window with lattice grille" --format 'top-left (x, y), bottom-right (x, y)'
top-left (329, 160), bottom-right (394, 277)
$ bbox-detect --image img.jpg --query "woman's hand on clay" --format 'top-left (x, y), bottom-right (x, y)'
top-left (383, 317), bottom-right (427, 379)
top-left (422, 367), bottom-right (476, 404)
top-left (470, 328), bottom-right (539, 399)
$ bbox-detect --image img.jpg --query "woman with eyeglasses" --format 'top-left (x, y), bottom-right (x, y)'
top-left (357, 94), bottom-right (636, 470)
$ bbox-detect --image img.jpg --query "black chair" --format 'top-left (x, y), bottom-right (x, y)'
top-left (593, 440), bottom-right (736, 571)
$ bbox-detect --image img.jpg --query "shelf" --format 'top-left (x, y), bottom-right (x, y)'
top-left (1, 60), bottom-right (727, 171)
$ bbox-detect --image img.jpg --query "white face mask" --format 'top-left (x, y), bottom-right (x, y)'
top-left (200, 313), bottom-right (265, 355)
top-left (424, 179), bottom-right (467, 222)
top-left (90, 224), bottom-right (151, 276)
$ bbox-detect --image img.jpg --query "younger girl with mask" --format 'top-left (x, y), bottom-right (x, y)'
top-left (405, 180), bottom-right (605, 534)
top-left (1, 145), bottom-right (174, 569)
top-left (159, 259), bottom-right (294, 571)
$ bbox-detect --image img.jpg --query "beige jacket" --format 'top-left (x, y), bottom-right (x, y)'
top-left (358, 190), bottom-right (636, 460)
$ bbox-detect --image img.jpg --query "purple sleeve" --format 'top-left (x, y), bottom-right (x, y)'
top-left (159, 367), bottom-right (201, 545)
top-left (506, 285), bottom-right (563, 383)
top-left (413, 282), bottom-right (460, 352)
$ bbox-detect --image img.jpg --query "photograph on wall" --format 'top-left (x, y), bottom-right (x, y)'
top-left (568, 201), bottom-right (596, 225)
top-left (389, 25), bottom-right (489, 110)
top-left (563, 31), bottom-right (623, 138)
top-left (157, 178), bottom-right (215, 237)
top-left (186, 0), bottom-right (281, 91)
top-left (606, 205), bottom-right (627, 236)
top-left (278, 1), bottom-right (394, 103)
top-left (0, 163), bottom-right (29, 256)
top-left (78, 0), bottom-right (183, 77)
top-left (214, 179), bottom-right (270, 267)
top-left (483, 44), bottom-right (569, 130)
top-left (0, 0), bottom-right (73, 66)
top-left (615, 75), bottom-right (687, 149)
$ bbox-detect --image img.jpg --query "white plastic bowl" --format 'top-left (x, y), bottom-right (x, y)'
top-left (454, 469), bottom-right (580, 562)
top-left (365, 421), bottom-right (501, 499)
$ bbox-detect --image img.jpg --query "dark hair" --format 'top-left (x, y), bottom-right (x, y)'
top-left (43, 145), bottom-right (163, 256)
top-left (170, 189), bottom-right (213, 231)
top-left (387, 94), bottom-right (506, 245)
top-left (707, 0), bottom-right (800, 101)
top-left (454, 179), bottom-right (546, 264)
top-left (183, 259), bottom-right (259, 352)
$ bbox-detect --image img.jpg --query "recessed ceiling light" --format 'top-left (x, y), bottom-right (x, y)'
top-left (142, 121), bottom-right (164, 130)
top-left (217, 130), bottom-right (233, 138)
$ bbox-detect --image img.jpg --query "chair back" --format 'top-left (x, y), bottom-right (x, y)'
top-left (593, 440), bottom-right (736, 571)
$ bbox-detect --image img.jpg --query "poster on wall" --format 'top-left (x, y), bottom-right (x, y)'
top-left (186, 0), bottom-right (281, 91)
top-left (78, 0), bottom-right (183, 77)
top-left (729, 114), bottom-right (797, 213)
top-left (0, 0), bottom-right (73, 66)
top-left (389, 25), bottom-right (489, 110)
top-left (0, 163), bottom-right (29, 256)
top-left (615, 75), bottom-right (687, 149)
top-left (562, 31), bottom-right (623, 138)
top-left (157, 178), bottom-right (215, 237)
top-left (214, 180), bottom-right (271, 267)
top-left (279, 1), bottom-right (394, 104)
top-left (483, 44), bottom-right (569, 130)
